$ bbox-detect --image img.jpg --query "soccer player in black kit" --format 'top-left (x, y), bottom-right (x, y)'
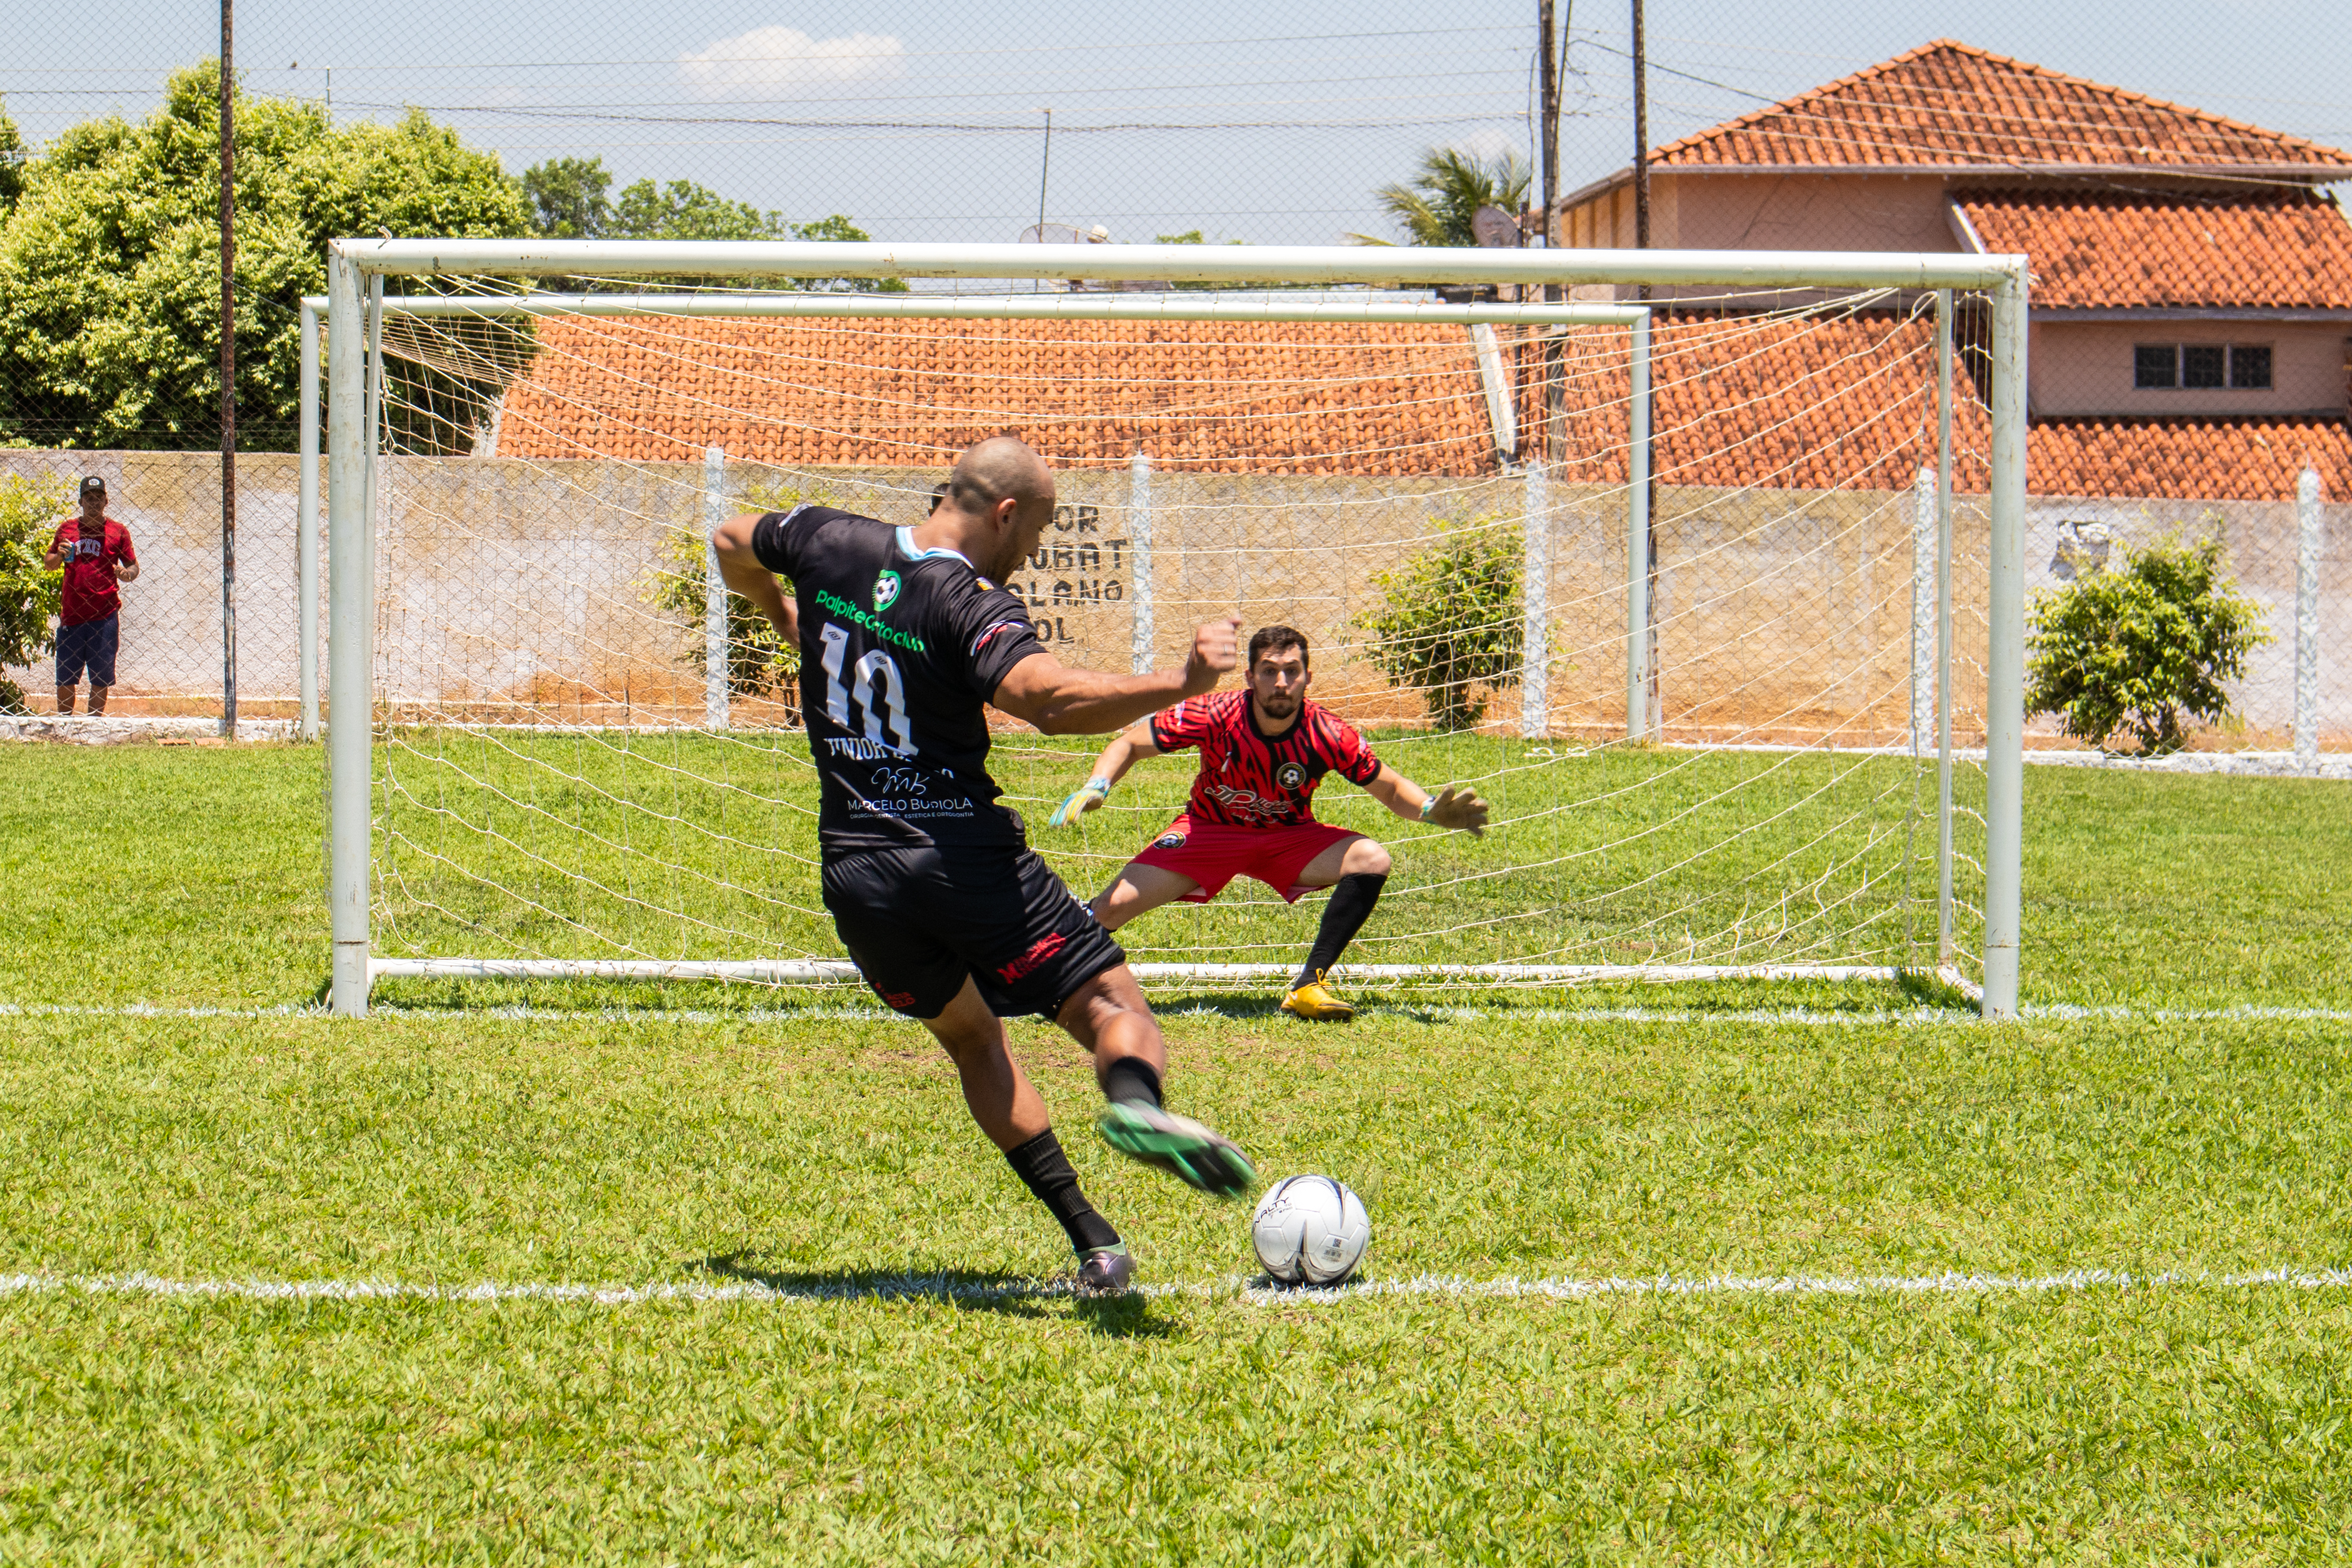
top-left (712, 436), bottom-right (1254, 1294)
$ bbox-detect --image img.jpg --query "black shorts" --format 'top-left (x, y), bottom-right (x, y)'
top-left (822, 843), bottom-right (1128, 1021)
top-left (57, 614), bottom-right (118, 687)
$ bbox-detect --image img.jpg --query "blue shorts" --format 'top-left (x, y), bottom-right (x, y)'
top-left (57, 614), bottom-right (118, 687)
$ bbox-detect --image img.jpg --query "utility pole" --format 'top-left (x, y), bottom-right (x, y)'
top-left (1035, 108), bottom-right (1052, 294)
top-left (1631, 0), bottom-right (1658, 737)
top-left (1538, 0), bottom-right (1564, 466)
top-left (220, 0), bottom-right (239, 738)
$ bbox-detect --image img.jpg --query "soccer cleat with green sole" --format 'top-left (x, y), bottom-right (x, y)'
top-left (1095, 1101), bottom-right (1258, 1199)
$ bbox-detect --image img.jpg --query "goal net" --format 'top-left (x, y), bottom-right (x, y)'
top-left (322, 241), bottom-right (2023, 1015)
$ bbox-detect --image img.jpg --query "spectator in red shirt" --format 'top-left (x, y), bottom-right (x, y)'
top-left (42, 476), bottom-right (139, 715)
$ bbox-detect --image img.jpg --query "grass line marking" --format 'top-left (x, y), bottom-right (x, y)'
top-left (7, 1001), bottom-right (2352, 1027)
top-left (5, 1266), bottom-right (2351, 1311)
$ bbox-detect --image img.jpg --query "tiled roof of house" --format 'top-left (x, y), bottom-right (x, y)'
top-left (1957, 190), bottom-right (2352, 309)
top-left (2029, 416), bottom-right (2352, 500)
top-left (1648, 39), bottom-right (2352, 175)
top-left (490, 309), bottom-right (2349, 502)
top-left (495, 315), bottom-right (1504, 476)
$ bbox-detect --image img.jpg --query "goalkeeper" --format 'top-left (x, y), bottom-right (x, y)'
top-left (1049, 625), bottom-right (1488, 1021)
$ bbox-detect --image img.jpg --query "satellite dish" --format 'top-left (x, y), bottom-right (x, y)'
top-left (1018, 222), bottom-right (1087, 245)
top-left (1472, 205), bottom-right (1522, 249)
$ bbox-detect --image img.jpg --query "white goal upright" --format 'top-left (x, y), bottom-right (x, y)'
top-left (317, 239), bottom-right (2028, 1020)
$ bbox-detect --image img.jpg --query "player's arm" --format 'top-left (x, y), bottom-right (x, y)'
top-left (1362, 764), bottom-right (1489, 837)
top-left (1047, 721), bottom-right (1166, 827)
top-left (709, 510), bottom-right (797, 645)
top-left (992, 617), bottom-right (1236, 738)
top-left (41, 527), bottom-right (64, 569)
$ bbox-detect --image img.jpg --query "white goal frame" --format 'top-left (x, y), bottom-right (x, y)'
top-left (318, 239), bottom-right (2029, 1020)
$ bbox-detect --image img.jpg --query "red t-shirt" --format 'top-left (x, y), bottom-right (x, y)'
top-left (1149, 691), bottom-right (1382, 827)
top-left (50, 516), bottom-right (136, 626)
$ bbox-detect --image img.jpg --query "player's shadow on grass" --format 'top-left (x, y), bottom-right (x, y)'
top-left (695, 1252), bottom-right (1173, 1337)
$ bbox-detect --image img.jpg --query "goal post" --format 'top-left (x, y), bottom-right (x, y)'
top-left (318, 240), bottom-right (2028, 1021)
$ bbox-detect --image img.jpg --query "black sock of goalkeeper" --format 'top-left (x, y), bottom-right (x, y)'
top-left (1101, 1055), bottom-right (1162, 1109)
top-left (1004, 1129), bottom-right (1121, 1257)
top-left (1295, 871), bottom-right (1387, 989)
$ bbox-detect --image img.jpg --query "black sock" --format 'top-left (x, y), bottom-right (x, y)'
top-left (1295, 871), bottom-right (1387, 989)
top-left (1100, 1056), bottom-right (1162, 1109)
top-left (1003, 1129), bottom-right (1121, 1257)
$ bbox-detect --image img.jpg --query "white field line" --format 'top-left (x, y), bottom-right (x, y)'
top-left (7, 1001), bottom-right (2352, 1027)
top-left (3, 1265), bottom-right (2351, 1311)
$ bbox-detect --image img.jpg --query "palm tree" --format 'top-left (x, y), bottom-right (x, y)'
top-left (1351, 147), bottom-right (1532, 246)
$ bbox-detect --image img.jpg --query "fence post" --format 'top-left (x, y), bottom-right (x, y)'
top-left (1128, 450), bottom-right (1154, 675)
top-left (2297, 465), bottom-right (2321, 769)
top-left (703, 444), bottom-right (728, 731)
top-left (1521, 460), bottom-right (1550, 738)
top-left (1911, 465), bottom-right (1935, 755)
top-left (1981, 262), bottom-right (2029, 1021)
top-left (1935, 290), bottom-right (1956, 969)
top-left (298, 299), bottom-right (320, 742)
top-left (1626, 313), bottom-right (1651, 743)
top-left (327, 251), bottom-right (372, 1018)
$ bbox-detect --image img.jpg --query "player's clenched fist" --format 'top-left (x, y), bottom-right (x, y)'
top-left (1182, 616), bottom-right (1242, 691)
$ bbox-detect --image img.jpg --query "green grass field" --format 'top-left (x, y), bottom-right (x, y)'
top-left (4, 741), bottom-right (2352, 1561)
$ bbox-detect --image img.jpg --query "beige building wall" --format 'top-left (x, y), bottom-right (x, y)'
top-left (2029, 320), bottom-right (2348, 417)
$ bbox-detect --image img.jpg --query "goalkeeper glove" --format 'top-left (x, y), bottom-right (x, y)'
top-left (1049, 777), bottom-right (1114, 828)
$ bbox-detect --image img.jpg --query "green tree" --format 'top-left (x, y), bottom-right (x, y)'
top-left (644, 477), bottom-right (825, 720)
top-left (0, 99), bottom-right (27, 214)
top-left (2025, 531), bottom-right (2272, 755)
top-left (521, 155), bottom-right (611, 239)
top-left (1355, 518), bottom-right (1525, 730)
top-left (1352, 147), bottom-right (1531, 247)
top-left (0, 473), bottom-right (71, 711)
top-left (0, 61), bottom-right (530, 452)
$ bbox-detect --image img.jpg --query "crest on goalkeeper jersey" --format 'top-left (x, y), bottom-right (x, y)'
top-left (872, 569), bottom-right (902, 611)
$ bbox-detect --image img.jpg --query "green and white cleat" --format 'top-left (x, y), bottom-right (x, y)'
top-left (1096, 1101), bottom-right (1258, 1199)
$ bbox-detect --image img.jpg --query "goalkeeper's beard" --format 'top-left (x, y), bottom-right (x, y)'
top-left (1253, 691), bottom-right (1301, 725)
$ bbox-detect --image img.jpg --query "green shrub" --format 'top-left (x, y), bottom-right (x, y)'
top-left (0, 473), bottom-right (71, 701)
top-left (2025, 531), bottom-right (2271, 755)
top-left (645, 479), bottom-right (833, 720)
top-left (1354, 516), bottom-right (1522, 731)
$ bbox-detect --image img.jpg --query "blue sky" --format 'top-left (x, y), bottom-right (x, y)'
top-left (3, 0), bottom-right (2346, 245)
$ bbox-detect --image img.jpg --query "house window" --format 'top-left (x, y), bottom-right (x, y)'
top-left (2133, 343), bottom-right (2273, 391)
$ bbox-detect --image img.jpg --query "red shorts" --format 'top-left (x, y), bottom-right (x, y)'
top-left (1128, 814), bottom-right (1360, 903)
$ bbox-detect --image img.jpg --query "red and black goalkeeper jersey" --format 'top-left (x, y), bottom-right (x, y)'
top-left (1149, 691), bottom-right (1382, 827)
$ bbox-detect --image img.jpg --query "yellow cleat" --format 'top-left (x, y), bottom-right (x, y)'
top-left (1279, 973), bottom-right (1356, 1023)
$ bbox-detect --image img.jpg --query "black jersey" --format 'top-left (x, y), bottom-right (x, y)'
top-left (753, 505), bottom-right (1048, 854)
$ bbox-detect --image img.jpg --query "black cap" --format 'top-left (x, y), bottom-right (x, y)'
top-left (80, 476), bottom-right (105, 496)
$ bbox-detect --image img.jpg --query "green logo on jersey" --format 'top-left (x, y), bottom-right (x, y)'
top-left (873, 569), bottom-right (902, 611)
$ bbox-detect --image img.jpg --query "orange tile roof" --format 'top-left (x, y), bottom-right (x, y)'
top-left (2029, 417), bottom-right (2352, 500)
top-left (1648, 39), bottom-right (2352, 175)
top-left (490, 308), bottom-right (2348, 501)
top-left (496, 315), bottom-right (1504, 476)
top-left (1959, 190), bottom-right (2352, 309)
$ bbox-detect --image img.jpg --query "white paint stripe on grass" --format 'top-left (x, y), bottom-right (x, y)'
top-left (8, 1001), bottom-right (2352, 1027)
top-left (5, 1265), bottom-right (2352, 1311)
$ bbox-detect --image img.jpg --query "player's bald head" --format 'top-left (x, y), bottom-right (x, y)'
top-left (946, 436), bottom-right (1054, 518)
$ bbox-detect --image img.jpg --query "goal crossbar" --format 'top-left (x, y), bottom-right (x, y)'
top-left (321, 240), bottom-right (2029, 1021)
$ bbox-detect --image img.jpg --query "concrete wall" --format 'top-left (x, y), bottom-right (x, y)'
top-left (6, 450), bottom-right (2343, 747)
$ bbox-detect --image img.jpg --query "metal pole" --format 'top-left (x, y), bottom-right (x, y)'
top-left (1522, 460), bottom-right (1550, 737)
top-left (298, 299), bottom-right (320, 741)
top-left (1936, 290), bottom-right (1955, 968)
top-left (1034, 108), bottom-right (1051, 292)
top-left (327, 250), bottom-right (372, 1017)
top-left (703, 444), bottom-right (729, 730)
top-left (1539, 0), bottom-right (1565, 465)
top-left (1627, 313), bottom-right (1651, 742)
top-left (219, 2), bottom-right (238, 740)
top-left (1128, 450), bottom-right (1154, 674)
top-left (2297, 465), bottom-right (2321, 769)
top-left (1981, 263), bottom-right (2029, 1019)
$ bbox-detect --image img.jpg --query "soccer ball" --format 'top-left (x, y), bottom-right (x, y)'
top-left (1250, 1175), bottom-right (1371, 1286)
